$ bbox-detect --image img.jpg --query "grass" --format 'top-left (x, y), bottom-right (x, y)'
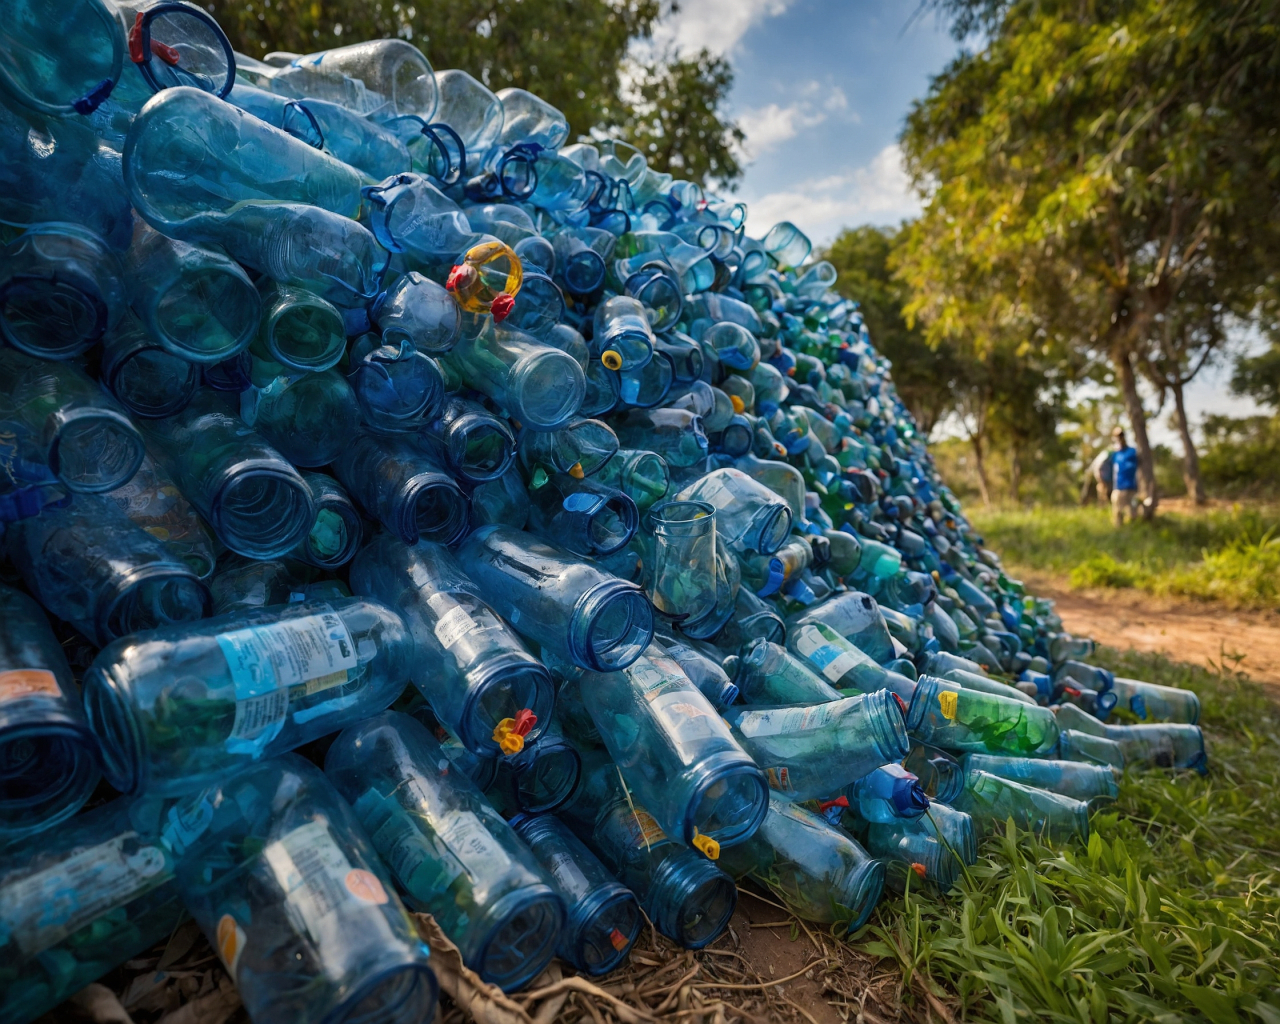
top-left (967, 505), bottom-right (1280, 609)
top-left (858, 648), bottom-right (1280, 1024)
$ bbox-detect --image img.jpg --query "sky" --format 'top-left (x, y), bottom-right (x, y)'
top-left (647, 0), bottom-right (1266, 443)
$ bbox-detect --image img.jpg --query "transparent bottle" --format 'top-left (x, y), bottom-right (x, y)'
top-left (655, 635), bottom-right (739, 711)
top-left (504, 270), bottom-right (565, 337)
top-left (1103, 722), bottom-right (1207, 773)
top-left (0, 222), bottom-right (124, 359)
top-left (433, 69), bottom-right (503, 175)
top-left (276, 40), bottom-right (438, 117)
top-left (703, 321), bottom-right (760, 373)
top-left (100, 312), bottom-right (201, 420)
top-left (950, 767), bottom-right (1091, 843)
top-left (347, 336), bottom-right (445, 430)
top-left (552, 227), bottom-right (610, 294)
top-left (0, 348), bottom-right (144, 494)
top-left (349, 535), bottom-right (555, 757)
top-left (105, 452), bottom-right (216, 581)
top-left (291, 472), bottom-right (363, 569)
top-left (0, 585), bottom-right (99, 842)
top-left (902, 742), bottom-right (965, 802)
top-left (1107, 675), bottom-right (1200, 724)
top-left (325, 712), bottom-right (563, 993)
top-left (510, 813), bottom-right (642, 975)
top-left (526, 472), bottom-right (639, 557)
top-left (592, 295), bottom-right (656, 371)
top-left (253, 281), bottom-right (347, 373)
top-left (905, 674), bottom-right (1060, 757)
top-left (674, 468), bottom-right (792, 556)
top-left (961, 753), bottom-right (1118, 805)
top-left (332, 432), bottom-right (469, 545)
top-left (374, 272), bottom-right (462, 355)
top-left (139, 389), bottom-right (314, 559)
top-left (643, 499), bottom-right (717, 626)
top-left (455, 525), bottom-right (654, 672)
top-left (7, 493), bottom-right (210, 647)
top-left (175, 754), bottom-right (438, 1024)
top-left (485, 721), bottom-right (582, 815)
top-left (786, 621), bottom-right (911, 697)
top-left (730, 637), bottom-right (843, 705)
top-left (122, 220), bottom-right (260, 364)
top-left (362, 173), bottom-right (476, 269)
top-left (558, 751), bottom-right (738, 950)
top-left (0, 0), bottom-right (124, 119)
top-left (0, 797), bottom-right (183, 1024)
top-left (725, 690), bottom-right (908, 801)
top-left (444, 321), bottom-right (584, 431)
top-left (595, 447), bottom-right (670, 511)
top-left (304, 96), bottom-right (412, 178)
top-left (82, 598), bottom-right (412, 795)
top-left (579, 645), bottom-right (768, 850)
top-left (242, 371), bottom-right (361, 468)
top-left (421, 396), bottom-right (516, 483)
top-left (863, 805), bottom-right (974, 892)
top-left (1056, 728), bottom-right (1126, 769)
top-left (615, 407), bottom-right (709, 469)
top-left (518, 417), bottom-right (619, 479)
top-left (719, 796), bottom-right (883, 931)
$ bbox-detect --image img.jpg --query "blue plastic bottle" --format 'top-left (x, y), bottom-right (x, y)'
top-left (325, 711), bottom-right (563, 993)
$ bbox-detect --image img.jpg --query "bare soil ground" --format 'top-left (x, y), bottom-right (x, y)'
top-left (1017, 569), bottom-right (1280, 689)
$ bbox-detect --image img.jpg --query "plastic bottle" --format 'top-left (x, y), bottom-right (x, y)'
top-left (100, 313), bottom-right (201, 420)
top-left (790, 593), bottom-right (897, 667)
top-left (325, 712), bottom-right (563, 993)
top-left (961, 753), bottom-right (1118, 804)
top-left (455, 525), bottom-right (654, 672)
top-left (851, 763), bottom-right (931, 822)
top-left (0, 797), bottom-right (183, 1024)
top-left (729, 637), bottom-right (843, 705)
top-left (592, 295), bottom-right (656, 371)
top-left (725, 690), bottom-right (909, 801)
top-left (253, 281), bottom-right (347, 373)
top-left (655, 635), bottom-right (740, 711)
top-left (373, 272), bottom-right (462, 355)
top-left (291, 472), bottom-right (363, 569)
top-left (519, 417), bottom-right (620, 479)
top-left (139, 390), bottom-right (315, 559)
top-left (614, 407), bottom-right (710, 469)
top-left (722, 796), bottom-right (883, 931)
top-left (785, 620), bottom-right (911, 697)
top-left (346, 336), bottom-right (445, 430)
top-left (594, 448), bottom-right (670, 511)
top-left (175, 754), bottom-right (439, 1023)
top-left (902, 742), bottom-right (966, 802)
top-left (104, 452), bottom-right (217, 581)
top-left (646, 499), bottom-right (719, 626)
top-left (0, 348), bottom-right (144, 494)
top-left (674, 468), bottom-right (793, 556)
top-left (349, 535), bottom-right (555, 757)
top-left (122, 220), bottom-right (260, 364)
top-left (509, 813), bottom-right (642, 975)
top-left (950, 767), bottom-right (1091, 843)
top-left (275, 40), bottom-right (439, 118)
top-left (0, 222), bottom-right (125, 359)
top-left (526, 472), bottom-right (639, 557)
top-left (1106, 676), bottom-right (1200, 724)
top-left (0, 585), bottom-right (100, 842)
top-left (904, 674), bottom-right (1061, 757)
top-left (82, 598), bottom-right (412, 795)
top-left (242, 371), bottom-right (361, 468)
top-left (580, 646), bottom-right (768, 850)
top-left (485, 722), bottom-right (582, 815)
top-left (7, 493), bottom-right (210, 647)
top-left (332, 432), bottom-right (469, 545)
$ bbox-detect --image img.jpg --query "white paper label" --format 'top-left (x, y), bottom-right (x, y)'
top-left (628, 658), bottom-right (669, 693)
top-left (264, 820), bottom-right (353, 944)
top-left (433, 605), bottom-right (479, 649)
top-left (735, 701), bottom-right (841, 739)
top-left (0, 833), bottom-right (169, 957)
top-left (437, 811), bottom-right (513, 889)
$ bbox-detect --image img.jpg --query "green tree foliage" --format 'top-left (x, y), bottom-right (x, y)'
top-left (896, 0), bottom-right (1280, 516)
top-left (209, 0), bottom-right (744, 187)
top-left (1231, 344), bottom-right (1280, 410)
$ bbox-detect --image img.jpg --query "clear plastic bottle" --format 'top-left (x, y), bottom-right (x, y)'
top-left (518, 417), bottom-right (620, 479)
top-left (139, 389), bottom-right (314, 559)
top-left (332, 432), bottom-right (469, 545)
top-left (725, 690), bottom-right (908, 801)
top-left (349, 535), bottom-right (555, 757)
top-left (950, 767), bottom-right (1091, 843)
top-left (579, 645), bottom-right (768, 850)
top-left (325, 712), bottom-right (563, 993)
top-left (905, 674), bottom-right (1060, 757)
top-left (374, 272), bottom-right (462, 355)
top-left (100, 312), bottom-right (201, 420)
top-left (175, 754), bottom-right (439, 1023)
top-left (1106, 676), bottom-right (1200, 724)
top-left (594, 447), bottom-right (670, 511)
top-left (719, 795), bottom-right (884, 931)
top-left (0, 585), bottom-right (100, 842)
top-left (961, 753), bottom-right (1118, 804)
top-left (291, 472), bottom-right (363, 569)
top-left (509, 813), bottom-right (642, 975)
top-left (526, 472), bottom-right (639, 557)
top-left (243, 371), bottom-right (361, 468)
top-left (253, 281), bottom-right (347, 373)
top-left (674, 467), bottom-right (793, 556)
top-left (7, 492), bottom-right (210, 647)
top-left (347, 336), bottom-right (446, 430)
top-left (647, 499), bottom-right (720, 626)
top-left (455, 525), bottom-right (654, 672)
top-left (730, 637), bottom-right (843, 705)
top-left (82, 598), bottom-right (412, 795)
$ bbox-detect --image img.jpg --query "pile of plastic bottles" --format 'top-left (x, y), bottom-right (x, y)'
top-left (0, 3), bottom-right (1209, 1022)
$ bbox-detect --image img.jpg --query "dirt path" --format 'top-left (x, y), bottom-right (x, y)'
top-left (1014, 570), bottom-right (1280, 688)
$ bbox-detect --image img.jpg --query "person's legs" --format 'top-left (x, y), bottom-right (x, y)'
top-left (1111, 488), bottom-right (1135, 525)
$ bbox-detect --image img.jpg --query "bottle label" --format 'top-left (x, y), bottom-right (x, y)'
top-left (0, 669), bottom-right (60, 703)
top-left (764, 766), bottom-right (793, 791)
top-left (624, 808), bottom-right (668, 849)
top-left (794, 624), bottom-right (864, 682)
top-left (263, 819), bottom-right (384, 948)
top-left (735, 702), bottom-right (840, 738)
top-left (938, 690), bottom-right (959, 721)
top-left (432, 605), bottom-right (479, 649)
top-left (0, 833), bottom-right (170, 957)
top-left (217, 609), bottom-right (358, 755)
top-left (650, 692), bottom-right (721, 742)
top-left (436, 810), bottom-right (514, 889)
top-left (629, 658), bottom-right (670, 694)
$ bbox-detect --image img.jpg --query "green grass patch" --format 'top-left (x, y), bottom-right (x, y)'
top-left (859, 649), bottom-right (1280, 1023)
top-left (969, 506), bottom-right (1280, 609)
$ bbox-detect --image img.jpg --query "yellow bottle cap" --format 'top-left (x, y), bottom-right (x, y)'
top-left (691, 829), bottom-right (720, 860)
top-left (601, 349), bottom-right (623, 371)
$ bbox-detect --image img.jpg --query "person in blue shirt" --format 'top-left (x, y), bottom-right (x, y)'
top-left (1109, 426), bottom-right (1140, 525)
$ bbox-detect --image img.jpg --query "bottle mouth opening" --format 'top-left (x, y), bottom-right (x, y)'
top-left (511, 740), bottom-right (581, 813)
top-left (305, 501), bottom-right (363, 568)
top-left (840, 859), bottom-right (886, 933)
top-left (0, 720), bottom-right (99, 838)
top-left (84, 666), bottom-right (144, 795)
top-left (651, 856), bottom-right (736, 949)
top-left (750, 502), bottom-right (793, 556)
top-left (109, 346), bottom-right (202, 420)
top-left (649, 499), bottom-right (716, 537)
top-left (0, 275), bottom-right (108, 358)
top-left (153, 265), bottom-right (258, 363)
top-left (266, 299), bottom-right (346, 372)
top-left (683, 753), bottom-right (769, 848)
top-left (99, 563), bottom-right (210, 646)
top-left (213, 465), bottom-right (314, 559)
top-left (404, 475), bottom-right (469, 545)
top-left (448, 415), bottom-right (515, 482)
top-left (460, 657), bottom-right (554, 758)
top-left (470, 885), bottom-right (563, 993)
top-left (564, 251), bottom-right (606, 294)
top-left (866, 688), bottom-right (911, 762)
top-left (49, 406), bottom-right (145, 493)
top-left (567, 885), bottom-right (641, 976)
top-left (570, 579), bottom-right (654, 672)
top-left (510, 349), bottom-right (585, 431)
top-left (599, 328), bottom-right (653, 372)
top-left (585, 494), bottom-right (638, 555)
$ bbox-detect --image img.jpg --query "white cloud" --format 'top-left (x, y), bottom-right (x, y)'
top-left (740, 144), bottom-right (921, 245)
top-left (652, 0), bottom-right (797, 55)
top-left (736, 102), bottom-right (829, 154)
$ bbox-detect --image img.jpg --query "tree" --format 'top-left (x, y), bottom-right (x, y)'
top-left (898, 0), bottom-right (1280, 519)
top-left (1231, 344), bottom-right (1280, 410)
top-left (208, 0), bottom-right (745, 188)
top-left (824, 225), bottom-right (968, 436)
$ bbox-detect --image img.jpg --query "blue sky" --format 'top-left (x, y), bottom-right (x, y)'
top-left (648, 0), bottom-right (1264, 439)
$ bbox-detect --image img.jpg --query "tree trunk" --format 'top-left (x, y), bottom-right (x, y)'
top-left (1009, 438), bottom-right (1022, 505)
top-left (970, 434), bottom-right (992, 507)
top-left (1116, 348), bottom-right (1158, 519)
top-left (1170, 377), bottom-right (1205, 504)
